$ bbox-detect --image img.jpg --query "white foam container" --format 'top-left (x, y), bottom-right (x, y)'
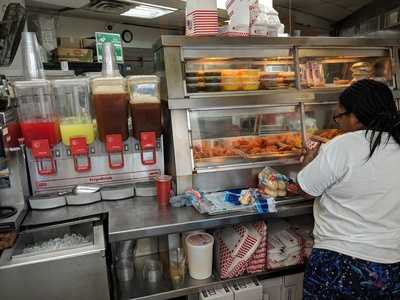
top-left (185, 232), bottom-right (214, 280)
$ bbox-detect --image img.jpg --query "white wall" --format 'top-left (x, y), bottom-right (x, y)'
top-left (55, 15), bottom-right (181, 48)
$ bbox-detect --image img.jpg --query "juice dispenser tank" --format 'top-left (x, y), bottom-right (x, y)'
top-left (14, 32), bottom-right (59, 176)
top-left (127, 75), bottom-right (161, 165)
top-left (53, 78), bottom-right (94, 172)
top-left (91, 43), bottom-right (128, 169)
top-left (15, 80), bottom-right (60, 175)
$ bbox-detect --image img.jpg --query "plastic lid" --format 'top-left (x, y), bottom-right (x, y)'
top-left (186, 233), bottom-right (214, 247)
top-left (91, 77), bottom-right (127, 94)
top-left (53, 78), bottom-right (90, 88)
top-left (156, 175), bottom-right (172, 182)
top-left (14, 79), bottom-right (50, 88)
top-left (22, 32), bottom-right (45, 81)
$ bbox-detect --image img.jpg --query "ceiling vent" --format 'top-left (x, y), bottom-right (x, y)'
top-left (85, 0), bottom-right (133, 14)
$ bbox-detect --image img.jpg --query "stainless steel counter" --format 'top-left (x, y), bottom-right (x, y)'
top-left (22, 197), bottom-right (313, 242)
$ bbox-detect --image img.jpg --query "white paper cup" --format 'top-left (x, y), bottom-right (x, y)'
top-left (185, 232), bottom-right (214, 280)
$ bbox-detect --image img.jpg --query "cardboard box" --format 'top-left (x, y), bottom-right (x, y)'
top-left (57, 37), bottom-right (81, 48)
top-left (199, 284), bottom-right (234, 300)
top-left (56, 48), bottom-right (93, 63)
top-left (81, 38), bottom-right (96, 49)
top-left (230, 278), bottom-right (263, 300)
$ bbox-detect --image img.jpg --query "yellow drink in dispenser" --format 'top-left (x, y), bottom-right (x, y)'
top-left (60, 120), bottom-right (95, 146)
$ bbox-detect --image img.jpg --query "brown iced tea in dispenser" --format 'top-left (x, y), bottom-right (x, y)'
top-left (91, 43), bottom-right (128, 169)
top-left (91, 78), bottom-right (128, 142)
top-left (127, 76), bottom-right (161, 165)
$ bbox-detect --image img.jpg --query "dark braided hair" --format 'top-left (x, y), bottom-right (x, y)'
top-left (339, 79), bottom-right (400, 159)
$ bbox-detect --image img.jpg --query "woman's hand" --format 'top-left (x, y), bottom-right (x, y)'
top-left (301, 140), bottom-right (321, 167)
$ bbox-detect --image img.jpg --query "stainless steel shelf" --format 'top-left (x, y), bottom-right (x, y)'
top-left (22, 197), bottom-right (313, 243)
top-left (115, 254), bottom-right (305, 300)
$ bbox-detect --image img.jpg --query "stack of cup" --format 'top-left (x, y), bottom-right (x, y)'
top-left (113, 240), bottom-right (136, 282)
top-left (186, 0), bottom-right (219, 36)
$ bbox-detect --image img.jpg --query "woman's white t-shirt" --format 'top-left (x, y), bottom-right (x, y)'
top-left (298, 130), bottom-right (400, 263)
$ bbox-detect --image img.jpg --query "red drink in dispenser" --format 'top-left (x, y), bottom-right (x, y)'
top-left (20, 120), bottom-right (60, 148)
top-left (15, 80), bottom-right (61, 148)
top-left (15, 80), bottom-right (60, 175)
top-left (15, 32), bottom-right (59, 175)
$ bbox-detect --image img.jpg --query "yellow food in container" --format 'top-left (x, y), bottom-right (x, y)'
top-left (221, 69), bottom-right (241, 91)
top-left (240, 69), bottom-right (260, 91)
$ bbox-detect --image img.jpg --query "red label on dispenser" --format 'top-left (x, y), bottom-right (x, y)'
top-left (140, 132), bottom-right (156, 165)
top-left (106, 134), bottom-right (123, 153)
top-left (70, 137), bottom-right (91, 172)
top-left (31, 139), bottom-right (51, 158)
top-left (140, 132), bottom-right (156, 149)
top-left (31, 139), bottom-right (57, 176)
top-left (70, 137), bottom-right (88, 156)
top-left (106, 134), bottom-right (124, 169)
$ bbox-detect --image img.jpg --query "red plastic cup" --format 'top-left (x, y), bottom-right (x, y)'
top-left (156, 175), bottom-right (172, 206)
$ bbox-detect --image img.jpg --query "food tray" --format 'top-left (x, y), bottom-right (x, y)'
top-left (235, 149), bottom-right (301, 161)
top-left (194, 155), bottom-right (242, 165)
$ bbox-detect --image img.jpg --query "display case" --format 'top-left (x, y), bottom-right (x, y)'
top-left (190, 105), bottom-right (303, 171)
top-left (184, 50), bottom-right (295, 94)
top-left (154, 36), bottom-right (400, 193)
top-left (298, 48), bottom-right (394, 89)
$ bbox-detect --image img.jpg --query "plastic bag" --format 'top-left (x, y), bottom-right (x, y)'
top-left (258, 166), bottom-right (288, 198)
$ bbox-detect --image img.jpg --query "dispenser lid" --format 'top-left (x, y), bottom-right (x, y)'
top-left (126, 75), bottom-right (160, 85)
top-left (127, 75), bottom-right (160, 104)
top-left (91, 76), bottom-right (127, 94)
top-left (53, 78), bottom-right (90, 88)
top-left (14, 79), bottom-right (51, 96)
top-left (14, 79), bottom-right (50, 88)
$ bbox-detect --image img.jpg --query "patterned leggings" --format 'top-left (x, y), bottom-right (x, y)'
top-left (304, 248), bottom-right (400, 299)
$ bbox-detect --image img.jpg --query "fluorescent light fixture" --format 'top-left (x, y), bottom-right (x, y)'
top-left (121, 1), bottom-right (177, 19)
top-left (181, 0), bottom-right (226, 10)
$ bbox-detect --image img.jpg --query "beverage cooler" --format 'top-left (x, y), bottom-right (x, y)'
top-left (153, 36), bottom-right (400, 194)
top-left (14, 43), bottom-right (164, 198)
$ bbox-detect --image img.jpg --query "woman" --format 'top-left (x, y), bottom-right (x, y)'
top-left (298, 79), bottom-right (400, 299)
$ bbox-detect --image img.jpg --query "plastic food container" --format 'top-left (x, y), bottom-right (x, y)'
top-left (185, 232), bottom-right (214, 280)
top-left (242, 81), bottom-right (260, 91)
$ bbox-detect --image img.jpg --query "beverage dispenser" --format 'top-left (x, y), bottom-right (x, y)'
top-left (53, 78), bottom-right (94, 172)
top-left (91, 43), bottom-right (128, 170)
top-left (14, 32), bottom-right (60, 176)
top-left (15, 81), bottom-right (60, 175)
top-left (127, 76), bottom-right (161, 165)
